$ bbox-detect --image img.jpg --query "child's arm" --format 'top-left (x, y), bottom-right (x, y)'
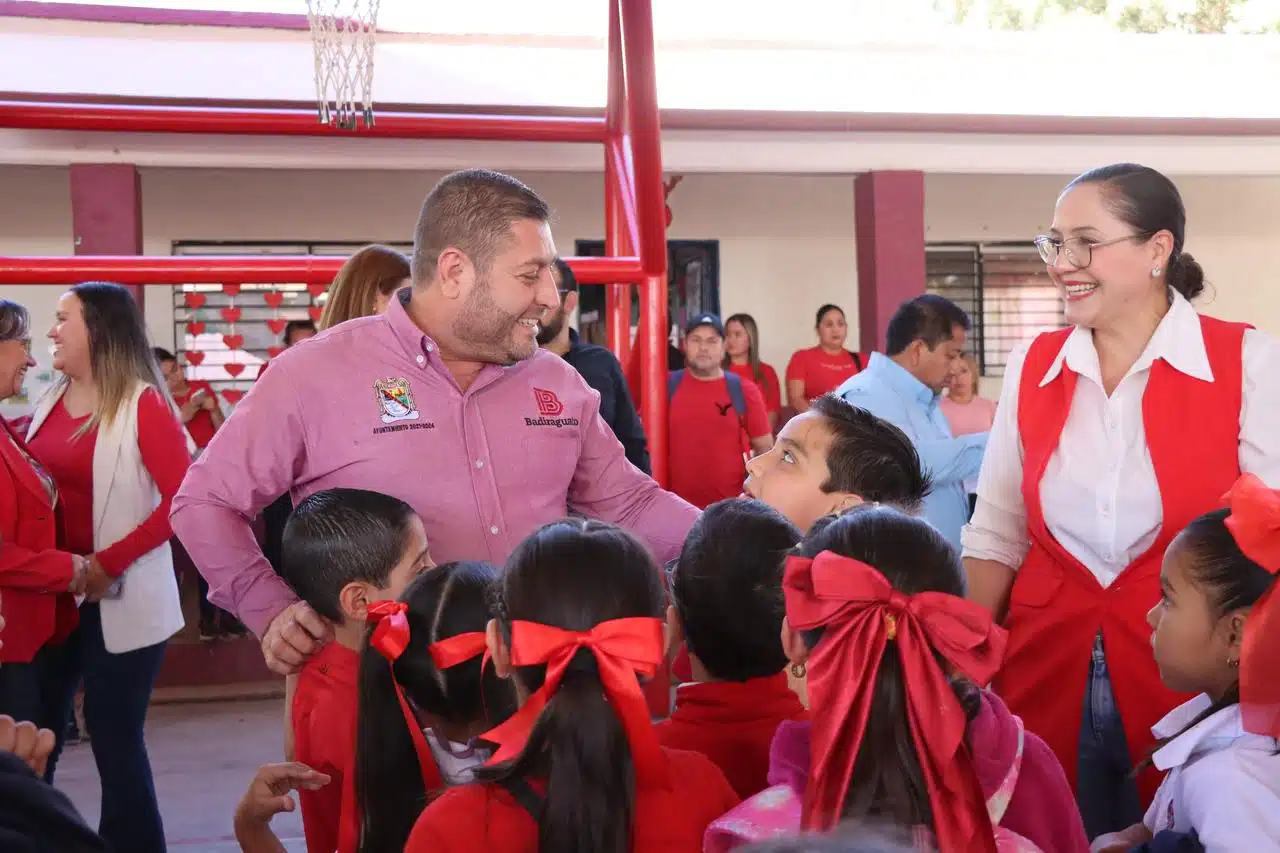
top-left (234, 762), bottom-right (330, 853)
top-left (1089, 824), bottom-right (1153, 853)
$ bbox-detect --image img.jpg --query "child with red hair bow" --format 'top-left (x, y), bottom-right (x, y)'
top-left (405, 518), bottom-right (740, 853)
top-left (705, 506), bottom-right (1087, 853)
top-left (1092, 473), bottom-right (1280, 853)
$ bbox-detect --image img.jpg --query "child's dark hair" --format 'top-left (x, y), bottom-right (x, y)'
top-left (478, 518), bottom-right (666, 853)
top-left (281, 488), bottom-right (419, 622)
top-left (742, 825), bottom-right (922, 853)
top-left (794, 506), bottom-right (980, 832)
top-left (672, 498), bottom-right (801, 681)
top-left (1140, 508), bottom-right (1278, 762)
top-left (809, 395), bottom-right (932, 512)
top-left (355, 561), bottom-right (514, 853)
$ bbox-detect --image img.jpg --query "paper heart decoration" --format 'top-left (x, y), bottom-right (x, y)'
top-left (307, 283), bottom-right (328, 297)
top-left (266, 318), bottom-right (287, 335)
top-left (309, 306), bottom-right (323, 322)
top-left (267, 346), bottom-right (285, 358)
top-left (223, 334), bottom-right (244, 350)
top-left (220, 390), bottom-right (245, 405)
top-left (220, 307), bottom-right (242, 323)
top-left (263, 291), bottom-right (285, 308)
top-left (184, 293), bottom-right (207, 309)
top-left (223, 363), bottom-right (246, 378)
top-left (186, 321), bottom-right (206, 336)
top-left (184, 351), bottom-right (205, 366)
top-left (222, 283), bottom-right (242, 296)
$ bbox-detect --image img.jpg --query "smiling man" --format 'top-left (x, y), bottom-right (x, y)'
top-left (171, 168), bottom-right (698, 676)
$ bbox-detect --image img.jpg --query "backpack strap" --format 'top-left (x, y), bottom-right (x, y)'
top-left (848, 350), bottom-right (864, 371)
top-left (724, 371), bottom-right (747, 418)
top-left (496, 776), bottom-right (544, 821)
top-left (667, 369), bottom-right (684, 401)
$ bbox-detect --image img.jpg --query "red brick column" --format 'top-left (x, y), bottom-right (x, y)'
top-left (70, 163), bottom-right (145, 310)
top-left (854, 171), bottom-right (925, 352)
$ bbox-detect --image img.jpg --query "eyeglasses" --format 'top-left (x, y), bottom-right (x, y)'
top-left (1033, 232), bottom-right (1152, 268)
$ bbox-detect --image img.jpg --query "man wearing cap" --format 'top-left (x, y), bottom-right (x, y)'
top-left (668, 313), bottom-right (774, 508)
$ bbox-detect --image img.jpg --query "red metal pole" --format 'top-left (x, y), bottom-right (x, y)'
top-left (604, 0), bottom-right (632, 368)
top-left (0, 255), bottom-right (644, 285)
top-left (0, 101), bottom-right (609, 143)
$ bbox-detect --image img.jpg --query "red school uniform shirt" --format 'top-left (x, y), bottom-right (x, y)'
top-left (403, 746), bottom-right (741, 853)
top-left (785, 347), bottom-right (866, 402)
top-left (170, 380), bottom-right (218, 450)
top-left (293, 642), bottom-right (361, 853)
top-left (654, 672), bottom-right (809, 798)
top-left (667, 373), bottom-right (771, 510)
top-left (727, 362), bottom-right (782, 418)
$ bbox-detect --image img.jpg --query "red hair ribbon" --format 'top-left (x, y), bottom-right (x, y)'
top-left (1223, 473), bottom-right (1280, 739)
top-left (480, 617), bottom-right (670, 790)
top-left (429, 631), bottom-right (488, 670)
top-left (783, 551), bottom-right (1007, 853)
top-left (366, 600), bottom-right (411, 662)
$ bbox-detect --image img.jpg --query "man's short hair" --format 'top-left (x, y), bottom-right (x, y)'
top-left (884, 294), bottom-right (971, 357)
top-left (411, 168), bottom-right (552, 284)
top-left (810, 394), bottom-right (932, 513)
top-left (152, 347), bottom-right (175, 364)
top-left (284, 320), bottom-right (316, 345)
top-left (552, 257), bottom-right (578, 294)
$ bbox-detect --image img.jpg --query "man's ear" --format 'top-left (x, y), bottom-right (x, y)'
top-left (435, 247), bottom-right (472, 300)
top-left (564, 289), bottom-right (579, 317)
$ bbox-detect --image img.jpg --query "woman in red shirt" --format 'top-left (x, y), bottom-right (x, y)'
top-left (24, 282), bottom-right (191, 853)
top-left (785, 304), bottom-right (867, 414)
top-left (723, 313), bottom-right (782, 431)
top-left (0, 300), bottom-right (90, 722)
top-left (405, 519), bottom-right (739, 853)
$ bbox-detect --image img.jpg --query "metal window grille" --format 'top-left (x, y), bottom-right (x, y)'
top-left (926, 242), bottom-right (1065, 377)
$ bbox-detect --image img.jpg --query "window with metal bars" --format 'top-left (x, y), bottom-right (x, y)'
top-left (926, 242), bottom-right (1065, 377)
top-left (170, 240), bottom-right (412, 392)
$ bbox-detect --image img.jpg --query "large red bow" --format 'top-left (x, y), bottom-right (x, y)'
top-left (1223, 473), bottom-right (1280, 740)
top-left (783, 551), bottom-right (1007, 853)
top-left (480, 617), bottom-right (670, 790)
top-left (429, 632), bottom-right (488, 670)
top-left (366, 600), bottom-right (410, 662)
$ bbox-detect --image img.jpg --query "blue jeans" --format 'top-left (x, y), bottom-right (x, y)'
top-left (1077, 633), bottom-right (1143, 840)
top-left (35, 603), bottom-right (169, 853)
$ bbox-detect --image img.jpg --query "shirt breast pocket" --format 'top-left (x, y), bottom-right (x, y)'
top-left (515, 428), bottom-right (582, 498)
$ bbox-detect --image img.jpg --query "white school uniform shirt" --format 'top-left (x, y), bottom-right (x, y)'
top-left (961, 293), bottom-right (1280, 587)
top-left (1143, 694), bottom-right (1280, 852)
top-left (424, 729), bottom-right (490, 785)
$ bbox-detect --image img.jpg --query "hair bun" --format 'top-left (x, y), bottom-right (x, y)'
top-left (1169, 252), bottom-right (1205, 301)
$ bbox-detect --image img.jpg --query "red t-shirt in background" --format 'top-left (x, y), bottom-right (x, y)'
top-left (655, 673), bottom-right (809, 798)
top-left (293, 642), bottom-right (361, 853)
top-left (403, 747), bottom-right (740, 853)
top-left (785, 346), bottom-right (867, 401)
top-left (667, 373), bottom-right (771, 509)
top-left (172, 380), bottom-right (218, 449)
top-left (727, 362), bottom-right (782, 418)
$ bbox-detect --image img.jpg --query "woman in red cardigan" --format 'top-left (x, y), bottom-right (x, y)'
top-left (0, 300), bottom-right (89, 723)
top-left (962, 164), bottom-right (1280, 841)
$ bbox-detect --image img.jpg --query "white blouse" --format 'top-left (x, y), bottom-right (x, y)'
top-left (1143, 695), bottom-right (1280, 853)
top-left (961, 293), bottom-right (1280, 587)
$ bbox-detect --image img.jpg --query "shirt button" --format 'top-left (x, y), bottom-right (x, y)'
top-left (425, 343), bottom-right (434, 353)
top-left (474, 459), bottom-right (484, 469)
top-left (416, 354), bottom-right (426, 365)
top-left (489, 525), bottom-right (499, 535)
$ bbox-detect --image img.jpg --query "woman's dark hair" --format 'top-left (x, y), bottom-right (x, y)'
top-left (815, 304), bottom-right (845, 327)
top-left (794, 506), bottom-right (980, 833)
top-left (355, 560), bottom-right (514, 853)
top-left (672, 498), bottom-right (800, 681)
top-left (478, 518), bottom-right (666, 853)
top-left (281, 488), bottom-right (420, 622)
top-left (1137, 509), bottom-right (1277, 766)
top-left (742, 825), bottom-right (922, 853)
top-left (1065, 163), bottom-right (1205, 301)
top-left (723, 313), bottom-right (766, 386)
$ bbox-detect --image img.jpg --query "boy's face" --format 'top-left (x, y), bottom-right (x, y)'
top-left (743, 411), bottom-right (861, 532)
top-left (339, 514), bottom-right (435, 621)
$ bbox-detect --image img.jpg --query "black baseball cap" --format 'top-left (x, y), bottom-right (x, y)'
top-left (684, 312), bottom-right (725, 337)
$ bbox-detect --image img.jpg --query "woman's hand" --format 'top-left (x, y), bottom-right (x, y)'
top-left (83, 555), bottom-right (116, 601)
top-left (0, 715), bottom-right (57, 777)
top-left (68, 554), bottom-right (90, 595)
top-left (1090, 824), bottom-right (1153, 853)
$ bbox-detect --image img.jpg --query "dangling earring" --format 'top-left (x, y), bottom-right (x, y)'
top-left (790, 661), bottom-right (807, 679)
top-left (1151, 266), bottom-right (1162, 277)
top-left (1228, 656), bottom-right (1240, 669)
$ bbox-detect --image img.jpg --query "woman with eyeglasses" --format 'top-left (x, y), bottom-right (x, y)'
top-left (960, 164), bottom-right (1280, 842)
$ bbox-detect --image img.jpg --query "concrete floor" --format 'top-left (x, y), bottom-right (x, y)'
top-left (55, 698), bottom-right (306, 853)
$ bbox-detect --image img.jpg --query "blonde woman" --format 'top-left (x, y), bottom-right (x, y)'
top-left (25, 282), bottom-right (191, 853)
top-left (317, 244), bottom-right (411, 330)
top-left (723, 313), bottom-right (782, 429)
top-left (940, 353), bottom-right (996, 437)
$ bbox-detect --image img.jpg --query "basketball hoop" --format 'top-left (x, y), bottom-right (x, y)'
top-left (304, 0), bottom-right (381, 130)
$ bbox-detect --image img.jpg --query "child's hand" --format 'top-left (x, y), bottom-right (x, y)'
top-left (1090, 825), bottom-right (1152, 853)
top-left (0, 715), bottom-right (56, 777)
top-left (234, 762), bottom-right (330, 827)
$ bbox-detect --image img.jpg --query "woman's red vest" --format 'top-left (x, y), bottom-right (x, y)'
top-left (993, 315), bottom-right (1247, 807)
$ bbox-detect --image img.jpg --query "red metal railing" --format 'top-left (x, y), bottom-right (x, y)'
top-left (0, 0), bottom-right (670, 483)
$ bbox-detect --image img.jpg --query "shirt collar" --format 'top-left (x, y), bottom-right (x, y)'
top-left (567, 327), bottom-right (582, 352)
top-left (867, 352), bottom-right (938, 408)
top-left (387, 286), bottom-right (440, 361)
top-left (1039, 291), bottom-right (1213, 388)
top-left (1150, 694), bottom-right (1275, 770)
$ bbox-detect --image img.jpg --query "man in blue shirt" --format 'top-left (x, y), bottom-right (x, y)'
top-left (834, 294), bottom-right (987, 550)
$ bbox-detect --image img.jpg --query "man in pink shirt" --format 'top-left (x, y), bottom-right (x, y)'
top-left (171, 168), bottom-right (698, 674)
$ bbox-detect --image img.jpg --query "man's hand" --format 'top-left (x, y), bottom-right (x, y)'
top-left (261, 601), bottom-right (332, 676)
top-left (0, 715), bottom-right (56, 777)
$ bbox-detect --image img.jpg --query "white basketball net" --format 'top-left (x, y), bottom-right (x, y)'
top-left (305, 0), bottom-right (381, 130)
